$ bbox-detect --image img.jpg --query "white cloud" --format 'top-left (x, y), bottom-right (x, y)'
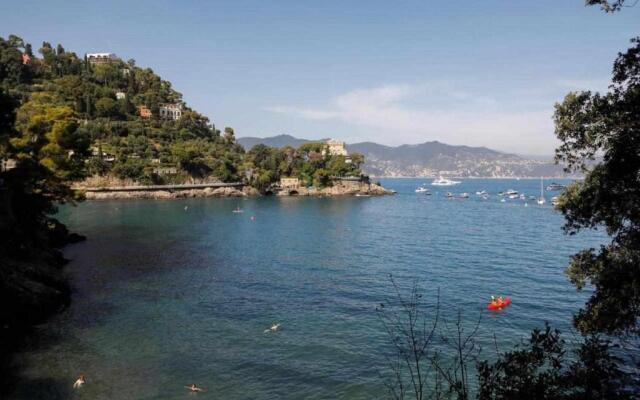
top-left (555, 78), bottom-right (610, 92)
top-left (265, 84), bottom-right (558, 155)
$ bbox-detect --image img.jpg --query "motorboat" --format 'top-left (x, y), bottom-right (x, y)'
top-left (551, 196), bottom-right (560, 206)
top-left (445, 192), bottom-right (454, 198)
top-left (505, 189), bottom-right (518, 195)
top-left (460, 193), bottom-right (469, 199)
top-left (415, 187), bottom-right (429, 193)
top-left (431, 176), bottom-right (461, 186)
top-left (546, 183), bottom-right (566, 191)
top-left (519, 194), bottom-right (526, 200)
top-left (475, 190), bottom-right (488, 196)
top-left (232, 207), bottom-right (244, 213)
top-left (508, 194), bottom-right (519, 199)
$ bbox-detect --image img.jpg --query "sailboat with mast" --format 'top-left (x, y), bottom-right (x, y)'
top-left (537, 177), bottom-right (546, 205)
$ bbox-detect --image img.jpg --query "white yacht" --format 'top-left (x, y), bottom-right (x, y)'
top-left (415, 187), bottom-right (429, 193)
top-left (431, 176), bottom-right (461, 186)
top-left (546, 183), bottom-right (566, 191)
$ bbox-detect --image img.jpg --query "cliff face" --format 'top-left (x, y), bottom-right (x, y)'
top-left (0, 214), bottom-right (85, 394)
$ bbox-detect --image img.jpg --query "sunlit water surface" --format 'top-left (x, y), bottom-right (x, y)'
top-left (8, 178), bottom-right (605, 399)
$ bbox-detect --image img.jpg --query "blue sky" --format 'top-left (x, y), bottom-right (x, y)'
top-left (1, 0), bottom-right (638, 155)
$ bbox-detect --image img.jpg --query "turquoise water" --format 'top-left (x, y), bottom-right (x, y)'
top-left (9, 178), bottom-right (604, 399)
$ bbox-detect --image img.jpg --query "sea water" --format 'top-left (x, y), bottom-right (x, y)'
top-left (8, 178), bottom-right (604, 399)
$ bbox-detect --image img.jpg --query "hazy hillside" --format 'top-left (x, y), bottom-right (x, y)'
top-left (238, 135), bottom-right (571, 178)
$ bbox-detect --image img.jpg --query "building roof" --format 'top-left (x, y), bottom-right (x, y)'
top-left (86, 52), bottom-right (118, 59)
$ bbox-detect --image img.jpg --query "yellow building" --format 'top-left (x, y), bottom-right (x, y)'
top-left (280, 177), bottom-right (300, 189)
top-left (326, 139), bottom-right (348, 156)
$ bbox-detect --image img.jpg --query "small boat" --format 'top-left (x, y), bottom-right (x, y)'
top-left (537, 177), bottom-right (546, 205)
top-left (551, 196), bottom-right (560, 206)
top-left (459, 193), bottom-right (469, 199)
top-left (445, 192), bottom-right (454, 198)
top-left (508, 194), bottom-right (519, 199)
top-left (415, 187), bottom-right (429, 193)
top-left (505, 189), bottom-right (518, 195)
top-left (500, 198), bottom-right (506, 203)
top-left (487, 297), bottom-right (511, 311)
top-left (232, 207), bottom-right (244, 213)
top-left (431, 176), bottom-right (461, 186)
top-left (476, 190), bottom-right (487, 196)
top-left (355, 193), bottom-right (371, 197)
top-left (519, 194), bottom-right (526, 200)
top-left (546, 183), bottom-right (566, 191)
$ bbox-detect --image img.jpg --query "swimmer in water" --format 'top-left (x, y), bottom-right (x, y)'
top-left (73, 374), bottom-right (85, 389)
top-left (264, 322), bottom-right (281, 333)
top-left (185, 384), bottom-right (205, 392)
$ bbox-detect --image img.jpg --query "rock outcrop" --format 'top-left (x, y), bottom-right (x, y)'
top-left (277, 181), bottom-right (393, 197)
top-left (84, 186), bottom-right (249, 200)
top-left (80, 181), bottom-right (392, 199)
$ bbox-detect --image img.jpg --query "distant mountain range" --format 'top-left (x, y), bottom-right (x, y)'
top-left (237, 135), bottom-right (571, 178)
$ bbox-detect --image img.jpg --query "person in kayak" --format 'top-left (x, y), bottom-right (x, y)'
top-left (490, 296), bottom-right (506, 307)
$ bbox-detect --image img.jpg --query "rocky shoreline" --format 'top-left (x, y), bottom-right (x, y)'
top-left (81, 181), bottom-right (393, 200)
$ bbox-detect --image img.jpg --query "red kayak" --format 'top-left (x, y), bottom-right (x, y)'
top-left (487, 297), bottom-right (511, 311)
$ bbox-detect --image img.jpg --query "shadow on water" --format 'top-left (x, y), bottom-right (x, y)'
top-left (7, 377), bottom-right (72, 400)
top-left (0, 324), bottom-right (67, 399)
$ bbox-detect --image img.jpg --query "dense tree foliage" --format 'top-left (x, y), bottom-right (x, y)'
top-left (478, 325), bottom-right (628, 400)
top-left (0, 35), bottom-right (249, 186)
top-left (244, 142), bottom-right (364, 191)
top-left (553, 36), bottom-right (640, 336)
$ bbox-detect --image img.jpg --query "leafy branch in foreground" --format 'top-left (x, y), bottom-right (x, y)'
top-left (586, 0), bottom-right (637, 13)
top-left (376, 275), bottom-right (481, 400)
